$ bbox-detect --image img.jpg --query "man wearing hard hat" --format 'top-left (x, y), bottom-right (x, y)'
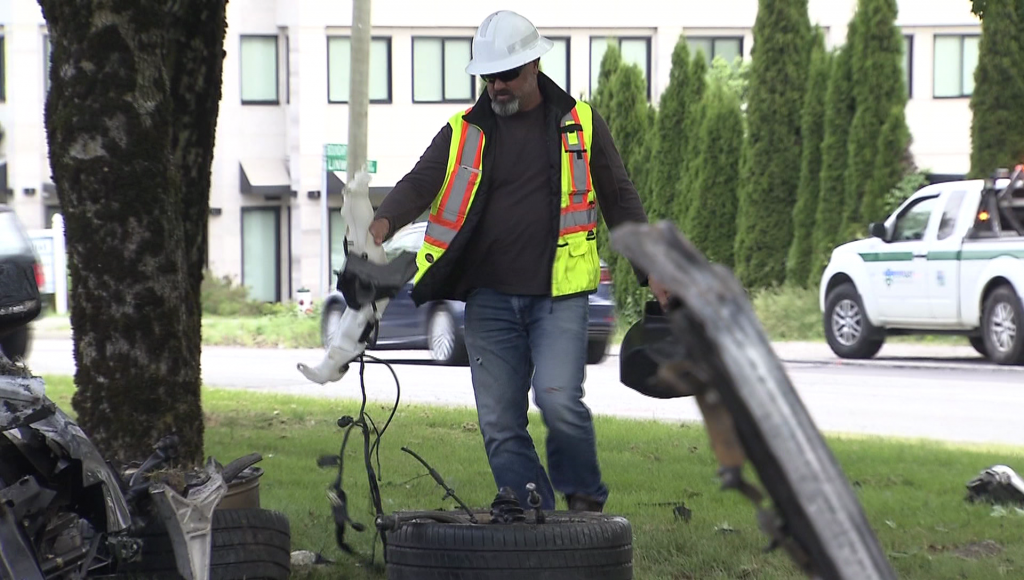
top-left (371, 10), bottom-right (669, 513)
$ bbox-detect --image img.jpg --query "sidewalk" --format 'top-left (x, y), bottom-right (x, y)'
top-left (609, 339), bottom-right (1010, 372)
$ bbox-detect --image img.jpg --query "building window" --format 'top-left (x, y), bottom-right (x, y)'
top-left (540, 37), bottom-right (570, 93)
top-left (412, 37), bottom-right (474, 103)
top-left (686, 36), bottom-right (743, 67)
top-left (902, 34), bottom-right (913, 98)
top-left (933, 34), bottom-right (978, 98)
top-left (590, 36), bottom-right (651, 100)
top-left (240, 35), bottom-right (279, 104)
top-left (241, 207), bottom-right (281, 302)
top-left (328, 36), bottom-right (392, 103)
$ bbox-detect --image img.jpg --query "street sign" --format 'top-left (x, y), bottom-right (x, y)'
top-left (324, 144), bottom-right (377, 173)
top-left (331, 159), bottom-right (377, 173)
top-left (326, 144), bottom-right (347, 172)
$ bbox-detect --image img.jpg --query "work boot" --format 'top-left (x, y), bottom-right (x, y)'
top-left (566, 493), bottom-right (604, 513)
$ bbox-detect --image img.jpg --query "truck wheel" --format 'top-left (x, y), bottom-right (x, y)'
top-left (823, 283), bottom-right (884, 359)
top-left (968, 336), bottom-right (988, 358)
top-left (981, 286), bottom-right (1024, 365)
top-left (385, 510), bottom-right (632, 579)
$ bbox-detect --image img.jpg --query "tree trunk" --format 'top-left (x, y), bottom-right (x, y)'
top-left (38, 0), bottom-right (227, 466)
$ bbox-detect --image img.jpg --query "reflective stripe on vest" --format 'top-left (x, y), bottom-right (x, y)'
top-left (558, 108), bottom-right (597, 237)
top-left (424, 120), bottom-right (485, 250)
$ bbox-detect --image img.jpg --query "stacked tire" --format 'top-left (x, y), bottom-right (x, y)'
top-left (115, 508), bottom-right (291, 580)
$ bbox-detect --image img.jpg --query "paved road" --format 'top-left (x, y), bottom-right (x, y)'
top-left (25, 338), bottom-right (1024, 447)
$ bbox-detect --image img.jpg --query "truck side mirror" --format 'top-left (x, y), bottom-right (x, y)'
top-left (869, 222), bottom-right (888, 240)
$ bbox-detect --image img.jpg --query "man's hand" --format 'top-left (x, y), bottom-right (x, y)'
top-left (648, 276), bottom-right (671, 308)
top-left (370, 218), bottom-right (390, 246)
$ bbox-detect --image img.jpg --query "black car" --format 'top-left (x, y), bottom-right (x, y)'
top-left (0, 205), bottom-right (44, 360)
top-left (322, 221), bottom-right (616, 365)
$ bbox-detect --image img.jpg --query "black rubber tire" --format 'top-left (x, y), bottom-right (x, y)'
top-left (116, 508), bottom-right (291, 580)
top-left (968, 335), bottom-right (987, 358)
top-left (981, 285), bottom-right (1024, 365)
top-left (586, 338), bottom-right (609, 365)
top-left (0, 326), bottom-right (30, 360)
top-left (823, 283), bottom-right (885, 359)
top-left (384, 511), bottom-right (632, 580)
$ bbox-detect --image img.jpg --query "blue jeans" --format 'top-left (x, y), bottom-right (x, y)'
top-left (463, 288), bottom-right (608, 510)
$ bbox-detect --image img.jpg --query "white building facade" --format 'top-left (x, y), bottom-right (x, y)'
top-left (0, 0), bottom-right (981, 302)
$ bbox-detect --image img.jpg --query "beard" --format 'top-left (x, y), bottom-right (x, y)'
top-left (489, 73), bottom-right (536, 117)
top-left (491, 95), bottom-right (520, 116)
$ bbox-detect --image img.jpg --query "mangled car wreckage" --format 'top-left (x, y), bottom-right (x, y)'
top-left (0, 363), bottom-right (290, 580)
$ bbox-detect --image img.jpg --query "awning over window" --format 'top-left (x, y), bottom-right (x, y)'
top-left (240, 158), bottom-right (291, 196)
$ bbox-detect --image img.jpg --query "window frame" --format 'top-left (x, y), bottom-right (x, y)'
top-left (902, 34), bottom-right (913, 99)
top-left (540, 36), bottom-right (571, 95)
top-left (932, 33), bottom-right (979, 99)
top-left (240, 206), bottom-right (282, 303)
top-left (411, 36), bottom-right (476, 104)
top-left (43, 33), bottom-right (50, 95)
top-left (685, 35), bottom-right (745, 67)
top-left (327, 35), bottom-right (394, 104)
top-left (239, 34), bottom-right (280, 105)
top-left (589, 36), bottom-right (653, 101)
top-left (0, 33), bottom-right (6, 102)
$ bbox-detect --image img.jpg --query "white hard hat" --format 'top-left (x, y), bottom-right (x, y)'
top-left (465, 10), bottom-right (553, 75)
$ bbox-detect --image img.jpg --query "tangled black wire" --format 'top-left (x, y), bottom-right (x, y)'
top-left (320, 350), bottom-right (401, 569)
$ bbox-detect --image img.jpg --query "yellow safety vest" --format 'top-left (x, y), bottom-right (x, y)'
top-left (413, 102), bottom-right (601, 297)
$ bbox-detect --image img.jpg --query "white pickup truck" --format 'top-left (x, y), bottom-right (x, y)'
top-left (819, 167), bottom-right (1024, 365)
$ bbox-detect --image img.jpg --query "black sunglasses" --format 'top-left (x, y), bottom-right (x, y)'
top-left (481, 64), bottom-right (526, 84)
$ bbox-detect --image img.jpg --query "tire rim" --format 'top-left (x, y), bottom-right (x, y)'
top-left (831, 299), bottom-right (862, 347)
top-left (429, 310), bottom-right (455, 361)
top-left (989, 302), bottom-right (1017, 354)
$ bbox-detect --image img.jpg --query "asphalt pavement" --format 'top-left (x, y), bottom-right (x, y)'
top-left (24, 337), bottom-right (1024, 448)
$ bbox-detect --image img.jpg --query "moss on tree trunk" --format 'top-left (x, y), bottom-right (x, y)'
top-left (38, 0), bottom-right (227, 466)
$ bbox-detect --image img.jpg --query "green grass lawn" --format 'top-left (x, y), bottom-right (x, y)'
top-left (39, 375), bottom-right (1024, 579)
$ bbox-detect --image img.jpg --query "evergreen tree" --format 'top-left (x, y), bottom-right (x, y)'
top-left (591, 40), bottom-right (622, 116)
top-left (867, 106), bottom-right (913, 221)
top-left (687, 81), bottom-right (744, 268)
top-left (674, 53), bottom-right (709, 232)
top-left (786, 30), bottom-right (830, 287)
top-left (606, 63), bottom-right (654, 324)
top-left (809, 44), bottom-right (856, 287)
top-left (843, 0), bottom-right (906, 238)
top-left (651, 36), bottom-right (694, 221)
top-left (733, 0), bottom-right (812, 290)
top-left (969, 0), bottom-right (1024, 178)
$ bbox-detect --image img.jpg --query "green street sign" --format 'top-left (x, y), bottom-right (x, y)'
top-left (324, 143), bottom-right (376, 173)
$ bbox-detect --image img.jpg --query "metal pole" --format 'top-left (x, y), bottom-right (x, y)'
top-left (346, 0), bottom-right (371, 257)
